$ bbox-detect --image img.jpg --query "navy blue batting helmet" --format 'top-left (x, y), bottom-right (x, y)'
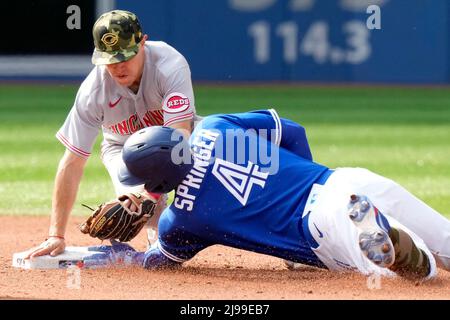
top-left (118, 126), bottom-right (193, 193)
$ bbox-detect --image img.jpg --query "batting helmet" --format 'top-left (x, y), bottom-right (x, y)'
top-left (118, 126), bottom-right (193, 193)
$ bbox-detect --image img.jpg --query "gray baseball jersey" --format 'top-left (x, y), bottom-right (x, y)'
top-left (56, 41), bottom-right (196, 160)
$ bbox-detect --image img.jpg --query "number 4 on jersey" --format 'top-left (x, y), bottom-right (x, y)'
top-left (212, 158), bottom-right (269, 206)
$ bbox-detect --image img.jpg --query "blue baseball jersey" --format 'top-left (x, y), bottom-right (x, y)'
top-left (143, 109), bottom-right (333, 269)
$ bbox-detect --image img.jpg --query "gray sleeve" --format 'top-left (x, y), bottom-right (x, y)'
top-left (160, 66), bottom-right (196, 126)
top-left (56, 88), bottom-right (103, 158)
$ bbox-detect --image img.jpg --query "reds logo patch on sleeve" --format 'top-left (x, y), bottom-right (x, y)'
top-left (163, 92), bottom-right (191, 114)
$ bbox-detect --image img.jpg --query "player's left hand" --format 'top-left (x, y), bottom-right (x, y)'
top-left (122, 192), bottom-right (160, 212)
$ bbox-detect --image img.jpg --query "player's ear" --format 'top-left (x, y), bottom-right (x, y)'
top-left (141, 34), bottom-right (148, 43)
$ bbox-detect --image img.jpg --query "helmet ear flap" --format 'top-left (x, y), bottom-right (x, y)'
top-left (152, 183), bottom-right (168, 194)
top-left (144, 181), bottom-right (157, 194)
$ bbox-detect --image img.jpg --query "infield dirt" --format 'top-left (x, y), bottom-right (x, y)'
top-left (1, 216), bottom-right (449, 300)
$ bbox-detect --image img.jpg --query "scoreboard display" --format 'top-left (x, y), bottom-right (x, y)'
top-left (117, 0), bottom-right (449, 83)
top-left (1, 0), bottom-right (448, 83)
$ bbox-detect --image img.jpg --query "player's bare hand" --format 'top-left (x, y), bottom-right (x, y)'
top-left (24, 237), bottom-right (66, 259)
top-left (122, 198), bottom-right (138, 212)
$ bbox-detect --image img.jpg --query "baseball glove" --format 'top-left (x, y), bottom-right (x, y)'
top-left (79, 193), bottom-right (156, 242)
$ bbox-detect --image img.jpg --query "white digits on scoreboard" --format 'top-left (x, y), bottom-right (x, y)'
top-left (344, 21), bottom-right (371, 64)
top-left (276, 22), bottom-right (299, 64)
top-left (248, 20), bottom-right (372, 65)
top-left (300, 21), bottom-right (330, 64)
top-left (248, 21), bottom-right (271, 64)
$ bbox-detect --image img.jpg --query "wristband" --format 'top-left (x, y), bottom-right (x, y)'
top-left (47, 235), bottom-right (65, 240)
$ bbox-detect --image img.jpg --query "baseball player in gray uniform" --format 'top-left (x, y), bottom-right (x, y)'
top-left (26, 10), bottom-right (198, 258)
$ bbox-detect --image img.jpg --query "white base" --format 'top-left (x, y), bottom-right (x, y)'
top-left (12, 246), bottom-right (106, 269)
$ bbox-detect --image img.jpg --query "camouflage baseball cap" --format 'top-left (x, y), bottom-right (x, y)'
top-left (92, 10), bottom-right (143, 65)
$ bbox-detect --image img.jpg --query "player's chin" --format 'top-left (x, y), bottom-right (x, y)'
top-left (114, 75), bottom-right (133, 86)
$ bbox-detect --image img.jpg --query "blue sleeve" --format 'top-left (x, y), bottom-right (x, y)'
top-left (217, 109), bottom-right (313, 160)
top-left (142, 234), bottom-right (209, 270)
top-left (144, 208), bottom-right (211, 269)
top-left (278, 116), bottom-right (312, 161)
top-left (142, 241), bottom-right (182, 269)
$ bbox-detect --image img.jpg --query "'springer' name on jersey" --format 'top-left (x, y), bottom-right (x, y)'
top-left (174, 129), bottom-right (219, 211)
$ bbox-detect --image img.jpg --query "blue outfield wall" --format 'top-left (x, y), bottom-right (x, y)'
top-left (115, 0), bottom-right (449, 84)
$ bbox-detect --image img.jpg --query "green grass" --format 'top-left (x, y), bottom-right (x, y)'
top-left (0, 84), bottom-right (449, 217)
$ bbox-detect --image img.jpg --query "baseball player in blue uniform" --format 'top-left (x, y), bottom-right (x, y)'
top-left (84, 110), bottom-right (450, 279)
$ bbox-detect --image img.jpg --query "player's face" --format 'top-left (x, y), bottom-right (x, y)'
top-left (106, 37), bottom-right (147, 88)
